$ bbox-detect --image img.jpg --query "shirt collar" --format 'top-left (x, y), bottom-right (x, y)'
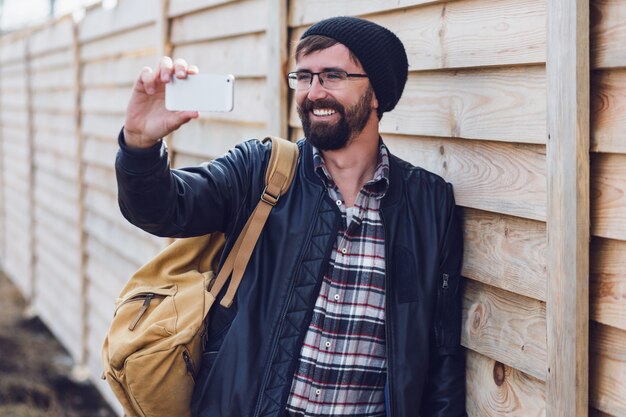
top-left (312, 139), bottom-right (390, 199)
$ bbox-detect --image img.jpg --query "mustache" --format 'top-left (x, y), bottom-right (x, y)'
top-left (300, 98), bottom-right (345, 115)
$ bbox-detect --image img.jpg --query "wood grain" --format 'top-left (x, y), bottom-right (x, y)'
top-left (590, 238), bottom-right (626, 330)
top-left (171, 119), bottom-right (265, 160)
top-left (170, 0), bottom-right (267, 44)
top-left (591, 0), bottom-right (626, 69)
top-left (289, 66), bottom-right (546, 144)
top-left (29, 17), bottom-right (73, 56)
top-left (546, 0), bottom-right (590, 415)
top-left (462, 208), bottom-right (547, 301)
top-left (590, 322), bottom-right (626, 416)
top-left (78, 0), bottom-right (157, 43)
top-left (168, 0), bottom-right (235, 17)
top-left (462, 279), bottom-right (547, 381)
top-left (291, 0), bottom-right (544, 70)
top-left (466, 349), bottom-right (546, 417)
top-left (79, 24), bottom-right (157, 62)
top-left (591, 69), bottom-right (626, 153)
top-left (591, 153), bottom-right (626, 241)
top-left (172, 33), bottom-right (268, 77)
top-left (384, 134), bottom-right (547, 221)
top-left (82, 54), bottom-right (157, 88)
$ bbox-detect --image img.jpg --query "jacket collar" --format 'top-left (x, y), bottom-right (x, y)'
top-left (300, 137), bottom-right (403, 208)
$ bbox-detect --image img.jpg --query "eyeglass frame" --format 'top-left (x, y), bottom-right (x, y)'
top-left (287, 70), bottom-right (368, 90)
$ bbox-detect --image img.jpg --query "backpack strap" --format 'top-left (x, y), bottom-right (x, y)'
top-left (209, 137), bottom-right (299, 308)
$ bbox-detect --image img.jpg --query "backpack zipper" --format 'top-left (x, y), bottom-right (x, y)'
top-left (128, 293), bottom-right (154, 331)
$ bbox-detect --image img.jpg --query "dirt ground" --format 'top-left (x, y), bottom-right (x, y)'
top-left (0, 270), bottom-right (118, 417)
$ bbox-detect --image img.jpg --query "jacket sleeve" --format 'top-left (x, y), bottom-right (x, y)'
top-left (115, 129), bottom-right (268, 238)
top-left (420, 182), bottom-right (467, 417)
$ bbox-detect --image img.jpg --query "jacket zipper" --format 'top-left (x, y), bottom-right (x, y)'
top-left (182, 349), bottom-right (196, 383)
top-left (381, 214), bottom-right (394, 417)
top-left (253, 191), bottom-right (327, 417)
top-left (127, 293), bottom-right (155, 331)
top-left (438, 273), bottom-right (450, 346)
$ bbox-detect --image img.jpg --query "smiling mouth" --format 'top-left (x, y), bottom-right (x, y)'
top-left (312, 108), bottom-right (337, 117)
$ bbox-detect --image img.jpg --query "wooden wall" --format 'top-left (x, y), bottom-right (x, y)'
top-left (0, 0), bottom-right (622, 416)
top-left (0, 31), bottom-right (34, 299)
top-left (589, 0), bottom-right (626, 415)
top-left (288, 0), bottom-right (550, 415)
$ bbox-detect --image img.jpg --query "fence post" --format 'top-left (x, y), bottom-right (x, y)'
top-left (267, 0), bottom-right (288, 139)
top-left (25, 37), bottom-right (37, 309)
top-left (546, 0), bottom-right (590, 415)
top-left (71, 16), bottom-right (91, 381)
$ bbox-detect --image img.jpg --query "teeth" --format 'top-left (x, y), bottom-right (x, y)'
top-left (313, 108), bottom-right (336, 116)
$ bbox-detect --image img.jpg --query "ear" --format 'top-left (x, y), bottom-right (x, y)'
top-left (370, 91), bottom-right (379, 111)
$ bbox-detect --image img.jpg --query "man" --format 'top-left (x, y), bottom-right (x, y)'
top-left (116, 16), bottom-right (465, 417)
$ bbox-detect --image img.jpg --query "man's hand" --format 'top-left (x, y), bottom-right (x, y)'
top-left (123, 56), bottom-right (199, 149)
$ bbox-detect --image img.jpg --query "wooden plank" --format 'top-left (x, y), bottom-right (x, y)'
top-left (267, 0), bottom-right (288, 139)
top-left (80, 24), bottom-right (157, 62)
top-left (168, 0), bottom-right (235, 17)
top-left (591, 153), bottom-right (626, 241)
top-left (590, 0), bottom-right (626, 70)
top-left (171, 119), bottom-right (265, 159)
top-left (30, 67), bottom-right (76, 90)
top-left (30, 48), bottom-right (74, 70)
top-left (82, 136), bottom-right (121, 168)
top-left (590, 323), bottom-right (626, 416)
top-left (84, 163), bottom-right (117, 192)
top-left (82, 113), bottom-right (124, 139)
top-left (289, 66), bottom-right (546, 144)
top-left (591, 69), bottom-right (626, 153)
top-left (466, 349), bottom-right (546, 417)
top-left (81, 86), bottom-right (131, 114)
top-left (31, 89), bottom-right (76, 112)
top-left (462, 279), bottom-right (547, 381)
top-left (35, 152), bottom-right (79, 182)
top-left (590, 238), bottom-right (626, 331)
top-left (34, 170), bottom-right (79, 203)
top-left (172, 33), bottom-right (268, 77)
top-left (289, 0), bottom-right (545, 71)
top-left (84, 211), bottom-right (164, 267)
top-left (78, 0), bottom-right (157, 43)
top-left (82, 54), bottom-right (158, 88)
top-left (384, 134), bottom-right (547, 221)
top-left (387, 66), bottom-right (546, 143)
top-left (33, 112), bottom-right (77, 134)
top-left (0, 35), bottom-right (27, 63)
top-left (34, 132), bottom-right (78, 159)
top-left (290, 0), bottom-right (449, 26)
top-left (0, 109), bottom-right (29, 127)
top-left (462, 208), bottom-right (547, 301)
top-left (29, 18), bottom-right (74, 55)
top-left (546, 0), bottom-right (590, 415)
top-left (170, 0), bottom-right (267, 44)
top-left (0, 90), bottom-right (29, 108)
top-left (34, 205), bottom-right (81, 248)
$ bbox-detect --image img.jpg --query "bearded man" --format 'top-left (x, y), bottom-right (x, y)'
top-left (116, 16), bottom-right (466, 417)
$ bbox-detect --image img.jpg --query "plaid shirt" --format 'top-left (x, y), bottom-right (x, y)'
top-left (285, 143), bottom-right (390, 417)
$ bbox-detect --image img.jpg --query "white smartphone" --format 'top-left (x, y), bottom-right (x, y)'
top-left (165, 73), bottom-right (235, 112)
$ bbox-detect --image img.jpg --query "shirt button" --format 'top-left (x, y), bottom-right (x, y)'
top-left (333, 294), bottom-right (340, 301)
top-left (341, 248), bottom-right (347, 254)
top-left (315, 389), bottom-right (321, 396)
top-left (335, 199), bottom-right (342, 206)
top-left (324, 341), bottom-right (331, 348)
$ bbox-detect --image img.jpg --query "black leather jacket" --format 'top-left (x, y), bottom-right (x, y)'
top-left (115, 134), bottom-right (466, 417)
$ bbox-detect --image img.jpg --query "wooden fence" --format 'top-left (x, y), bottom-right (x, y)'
top-left (0, 0), bottom-right (623, 415)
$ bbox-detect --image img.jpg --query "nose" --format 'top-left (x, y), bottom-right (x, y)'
top-left (307, 74), bottom-right (327, 101)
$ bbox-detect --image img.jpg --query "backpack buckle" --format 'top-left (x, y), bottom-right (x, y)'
top-left (261, 186), bottom-right (279, 206)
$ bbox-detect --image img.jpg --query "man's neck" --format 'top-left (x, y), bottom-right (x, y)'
top-left (320, 125), bottom-right (380, 207)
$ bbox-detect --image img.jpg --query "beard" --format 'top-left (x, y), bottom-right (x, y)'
top-left (298, 87), bottom-right (374, 151)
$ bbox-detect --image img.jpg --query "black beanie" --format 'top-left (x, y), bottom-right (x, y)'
top-left (300, 16), bottom-right (409, 115)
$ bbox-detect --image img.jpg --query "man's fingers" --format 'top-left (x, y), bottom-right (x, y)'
top-left (174, 58), bottom-right (189, 79)
top-left (158, 56), bottom-right (174, 83)
top-left (139, 66), bottom-right (156, 94)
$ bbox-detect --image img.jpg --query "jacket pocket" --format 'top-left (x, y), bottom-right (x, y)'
top-left (434, 272), bottom-right (462, 350)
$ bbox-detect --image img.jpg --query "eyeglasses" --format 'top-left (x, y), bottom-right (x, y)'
top-left (287, 70), bottom-right (368, 90)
